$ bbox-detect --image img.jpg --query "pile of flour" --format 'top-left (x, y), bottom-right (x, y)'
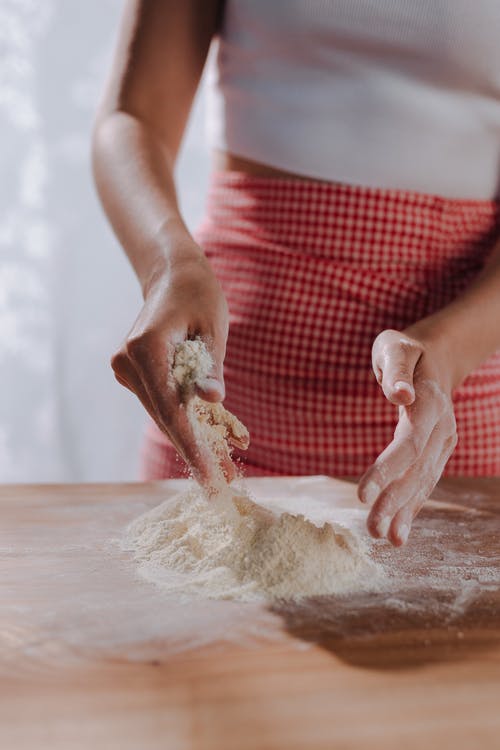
top-left (123, 484), bottom-right (378, 601)
top-left (124, 337), bottom-right (379, 602)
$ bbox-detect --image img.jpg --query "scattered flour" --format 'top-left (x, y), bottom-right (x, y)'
top-left (124, 337), bottom-right (380, 602)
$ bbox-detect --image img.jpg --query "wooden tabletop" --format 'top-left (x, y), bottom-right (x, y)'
top-left (0, 476), bottom-right (499, 750)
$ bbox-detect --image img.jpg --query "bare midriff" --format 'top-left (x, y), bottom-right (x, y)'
top-left (212, 148), bottom-right (342, 185)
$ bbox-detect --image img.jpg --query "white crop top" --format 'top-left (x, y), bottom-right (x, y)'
top-left (204, 0), bottom-right (500, 199)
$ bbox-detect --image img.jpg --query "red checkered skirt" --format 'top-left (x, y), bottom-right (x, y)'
top-left (140, 171), bottom-right (500, 479)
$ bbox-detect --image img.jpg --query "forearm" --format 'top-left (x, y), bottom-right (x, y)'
top-left (91, 111), bottom-right (202, 296)
top-left (404, 238), bottom-right (500, 391)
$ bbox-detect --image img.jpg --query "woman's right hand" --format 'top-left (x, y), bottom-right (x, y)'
top-left (111, 244), bottom-right (232, 485)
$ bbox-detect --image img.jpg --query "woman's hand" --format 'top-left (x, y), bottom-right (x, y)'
top-left (357, 329), bottom-right (458, 547)
top-left (111, 245), bottom-right (234, 485)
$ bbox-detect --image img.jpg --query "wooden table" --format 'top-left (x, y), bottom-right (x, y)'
top-left (0, 476), bottom-right (499, 749)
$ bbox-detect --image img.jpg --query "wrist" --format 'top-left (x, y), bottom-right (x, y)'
top-left (402, 318), bottom-right (466, 393)
top-left (141, 236), bottom-right (206, 300)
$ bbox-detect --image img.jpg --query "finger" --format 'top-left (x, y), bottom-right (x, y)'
top-left (372, 330), bottom-right (423, 406)
top-left (367, 415), bottom-right (456, 543)
top-left (191, 400), bottom-right (239, 481)
top-left (194, 401), bottom-right (246, 481)
top-left (128, 335), bottom-right (218, 485)
top-left (113, 348), bottom-right (214, 481)
top-left (194, 377), bottom-right (225, 403)
top-left (209, 433), bottom-right (237, 483)
top-left (367, 412), bottom-right (455, 528)
top-left (389, 432), bottom-right (457, 546)
top-left (194, 331), bottom-right (227, 402)
top-left (116, 374), bottom-right (204, 480)
top-left (227, 430), bottom-right (250, 451)
top-left (114, 371), bottom-right (158, 423)
top-left (208, 402), bottom-right (250, 451)
top-left (111, 353), bottom-right (160, 424)
top-left (358, 382), bottom-right (446, 505)
top-left (170, 403), bottom-right (222, 485)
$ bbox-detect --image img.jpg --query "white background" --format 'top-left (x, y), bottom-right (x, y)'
top-left (0, 0), bottom-right (212, 481)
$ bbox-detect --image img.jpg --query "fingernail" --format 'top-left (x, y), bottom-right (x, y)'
top-left (398, 524), bottom-right (410, 545)
top-left (377, 516), bottom-right (391, 538)
top-left (196, 377), bottom-right (224, 398)
top-left (362, 479), bottom-right (380, 505)
top-left (394, 381), bottom-right (414, 395)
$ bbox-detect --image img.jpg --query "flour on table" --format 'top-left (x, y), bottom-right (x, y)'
top-left (124, 338), bottom-right (379, 601)
top-left (123, 484), bottom-right (379, 601)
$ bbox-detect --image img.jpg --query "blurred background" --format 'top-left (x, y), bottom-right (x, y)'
top-left (0, 0), bottom-right (212, 482)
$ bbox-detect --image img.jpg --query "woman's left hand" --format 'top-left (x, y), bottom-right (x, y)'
top-left (357, 329), bottom-right (458, 547)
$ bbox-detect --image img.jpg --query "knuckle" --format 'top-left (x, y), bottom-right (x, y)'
top-left (395, 365), bottom-right (411, 380)
top-left (375, 486), bottom-right (397, 516)
top-left (424, 381), bottom-right (449, 414)
top-left (436, 392), bottom-right (449, 414)
top-left (110, 349), bottom-right (127, 374)
top-left (376, 328), bottom-right (399, 343)
top-left (449, 414), bottom-right (458, 435)
top-left (398, 338), bottom-right (422, 355)
top-left (358, 474), bottom-right (378, 504)
top-left (424, 471), bottom-right (437, 493)
top-left (444, 432), bottom-right (458, 452)
top-left (372, 329), bottom-right (396, 359)
top-left (367, 508), bottom-right (392, 538)
top-left (405, 434), bottom-right (420, 462)
top-left (387, 339), bottom-right (421, 366)
top-left (439, 412), bottom-right (457, 443)
top-left (126, 331), bottom-right (157, 362)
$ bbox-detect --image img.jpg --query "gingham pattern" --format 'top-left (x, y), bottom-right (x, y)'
top-left (140, 171), bottom-right (500, 480)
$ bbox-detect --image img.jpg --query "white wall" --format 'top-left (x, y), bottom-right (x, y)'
top-left (0, 0), bottom-right (212, 481)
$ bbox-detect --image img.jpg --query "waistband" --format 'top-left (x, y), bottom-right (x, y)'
top-left (198, 170), bottom-right (500, 266)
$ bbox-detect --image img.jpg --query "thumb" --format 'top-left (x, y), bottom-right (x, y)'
top-left (194, 336), bottom-right (226, 403)
top-left (372, 331), bottom-right (423, 406)
top-left (195, 375), bottom-right (225, 403)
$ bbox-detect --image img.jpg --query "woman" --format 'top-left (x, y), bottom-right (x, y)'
top-left (92, 0), bottom-right (500, 547)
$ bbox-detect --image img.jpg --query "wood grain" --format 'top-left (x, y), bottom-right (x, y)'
top-left (0, 477), bottom-right (499, 749)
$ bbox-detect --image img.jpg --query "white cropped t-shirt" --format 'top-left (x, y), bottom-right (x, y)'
top-left (204, 0), bottom-right (500, 199)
